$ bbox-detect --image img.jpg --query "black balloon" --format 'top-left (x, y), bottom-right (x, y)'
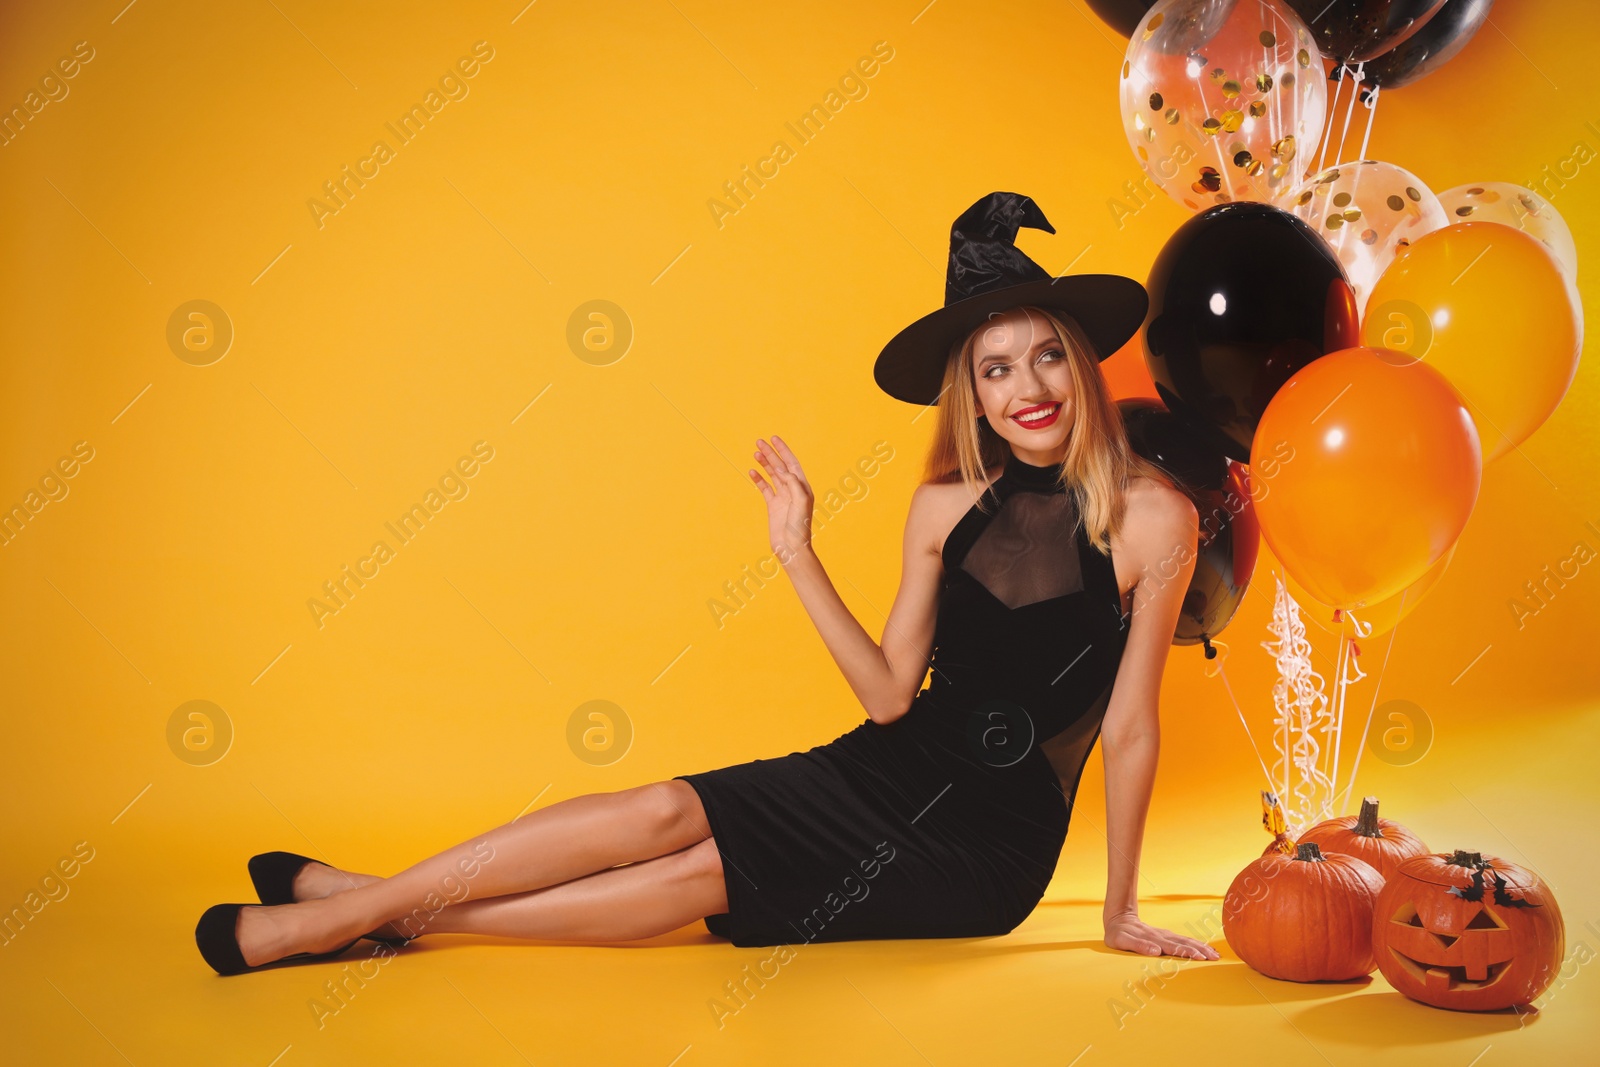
top-left (1286, 0), bottom-right (1447, 63)
top-left (1120, 397), bottom-right (1227, 494)
top-left (1119, 399), bottom-right (1258, 652)
top-left (1361, 0), bottom-right (1494, 88)
top-left (1143, 202), bottom-right (1360, 464)
top-left (1084, 0), bottom-right (1160, 38)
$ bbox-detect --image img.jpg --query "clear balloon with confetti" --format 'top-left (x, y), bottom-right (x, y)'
top-left (1119, 0), bottom-right (1328, 212)
top-left (1280, 159), bottom-right (1447, 313)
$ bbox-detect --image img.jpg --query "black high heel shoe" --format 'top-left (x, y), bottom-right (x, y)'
top-left (248, 851), bottom-right (416, 947)
top-left (194, 903), bottom-right (360, 976)
top-left (247, 850), bottom-right (321, 905)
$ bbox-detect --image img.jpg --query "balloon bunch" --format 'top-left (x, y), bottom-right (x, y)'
top-left (1107, 0), bottom-right (1583, 635)
top-left (1100, 0), bottom-right (1574, 825)
top-left (1139, 186), bottom-right (1581, 637)
top-left (1101, 0), bottom-right (1584, 817)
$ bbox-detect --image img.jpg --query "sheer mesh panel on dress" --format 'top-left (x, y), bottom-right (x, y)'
top-left (958, 492), bottom-right (1085, 609)
top-left (1039, 678), bottom-right (1113, 806)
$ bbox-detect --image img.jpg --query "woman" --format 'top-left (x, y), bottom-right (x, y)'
top-left (195, 191), bottom-right (1218, 973)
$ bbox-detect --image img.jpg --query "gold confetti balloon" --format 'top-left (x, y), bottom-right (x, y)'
top-left (1120, 0), bottom-right (1327, 212)
top-left (1436, 181), bottom-right (1579, 284)
top-left (1279, 160), bottom-right (1446, 314)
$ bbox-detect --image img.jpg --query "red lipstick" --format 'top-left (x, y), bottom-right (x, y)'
top-left (1010, 402), bottom-right (1061, 430)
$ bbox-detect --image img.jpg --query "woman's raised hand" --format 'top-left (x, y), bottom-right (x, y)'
top-left (751, 436), bottom-right (815, 565)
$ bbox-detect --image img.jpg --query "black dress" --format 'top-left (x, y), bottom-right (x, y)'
top-left (675, 450), bottom-right (1131, 946)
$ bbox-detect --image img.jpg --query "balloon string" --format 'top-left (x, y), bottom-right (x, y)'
top-left (1337, 621), bottom-right (1371, 812)
top-left (1310, 626), bottom-right (1342, 822)
top-left (1211, 657), bottom-right (1278, 793)
top-left (1326, 629), bottom-right (1366, 818)
top-left (1322, 630), bottom-right (1346, 808)
top-left (1357, 81), bottom-right (1381, 161)
top-left (1331, 60), bottom-right (1366, 166)
top-left (1313, 62), bottom-right (1346, 175)
top-left (1274, 580), bottom-right (1291, 804)
top-left (1331, 587), bottom-right (1408, 814)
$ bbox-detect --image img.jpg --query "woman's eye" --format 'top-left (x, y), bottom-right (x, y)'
top-left (983, 349), bottom-right (1061, 378)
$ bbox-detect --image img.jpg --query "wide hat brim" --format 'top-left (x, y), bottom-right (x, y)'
top-left (873, 274), bottom-right (1148, 406)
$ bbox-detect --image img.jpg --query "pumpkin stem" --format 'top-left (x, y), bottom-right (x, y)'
top-left (1354, 796), bottom-right (1383, 838)
top-left (1295, 842), bottom-right (1326, 862)
top-left (1447, 849), bottom-right (1485, 868)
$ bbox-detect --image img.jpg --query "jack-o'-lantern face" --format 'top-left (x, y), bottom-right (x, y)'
top-left (1384, 893), bottom-right (1517, 991)
top-left (1373, 850), bottom-right (1565, 1012)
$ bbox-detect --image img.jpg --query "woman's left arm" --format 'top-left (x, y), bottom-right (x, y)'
top-left (1099, 485), bottom-right (1219, 961)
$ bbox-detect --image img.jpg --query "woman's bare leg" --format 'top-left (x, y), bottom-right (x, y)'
top-left (405, 838), bottom-right (728, 942)
top-left (233, 779), bottom-right (719, 964)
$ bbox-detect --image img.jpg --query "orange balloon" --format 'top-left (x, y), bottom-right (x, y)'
top-left (1286, 542), bottom-right (1456, 640)
top-left (1250, 346), bottom-right (1481, 609)
top-left (1361, 221), bottom-right (1582, 462)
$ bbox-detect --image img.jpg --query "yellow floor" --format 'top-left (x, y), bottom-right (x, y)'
top-left (5, 846), bottom-right (1594, 1065)
top-left (5, 703), bottom-right (1597, 1063)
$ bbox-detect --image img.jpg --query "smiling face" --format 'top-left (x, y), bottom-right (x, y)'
top-left (970, 307), bottom-right (1079, 466)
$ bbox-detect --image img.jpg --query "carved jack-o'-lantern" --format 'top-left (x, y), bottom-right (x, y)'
top-left (1373, 849), bottom-right (1565, 1011)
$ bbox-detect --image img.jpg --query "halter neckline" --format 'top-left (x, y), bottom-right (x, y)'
top-left (1002, 451), bottom-right (1067, 493)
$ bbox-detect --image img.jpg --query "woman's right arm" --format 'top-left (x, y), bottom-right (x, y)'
top-left (753, 438), bottom-right (942, 725)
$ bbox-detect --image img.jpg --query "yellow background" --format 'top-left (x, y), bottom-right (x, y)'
top-left (1, 0), bottom-right (1596, 1063)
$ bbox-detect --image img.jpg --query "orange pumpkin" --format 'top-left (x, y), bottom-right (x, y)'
top-left (1373, 849), bottom-right (1565, 1011)
top-left (1224, 842), bottom-right (1386, 981)
top-left (1299, 796), bottom-right (1429, 882)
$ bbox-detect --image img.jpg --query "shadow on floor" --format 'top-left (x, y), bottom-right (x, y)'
top-left (1292, 991), bottom-right (1541, 1045)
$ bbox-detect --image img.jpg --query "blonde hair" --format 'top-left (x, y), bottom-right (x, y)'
top-left (920, 305), bottom-right (1178, 557)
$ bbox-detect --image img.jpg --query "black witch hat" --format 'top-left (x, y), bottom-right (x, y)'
top-left (872, 191), bottom-right (1148, 406)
